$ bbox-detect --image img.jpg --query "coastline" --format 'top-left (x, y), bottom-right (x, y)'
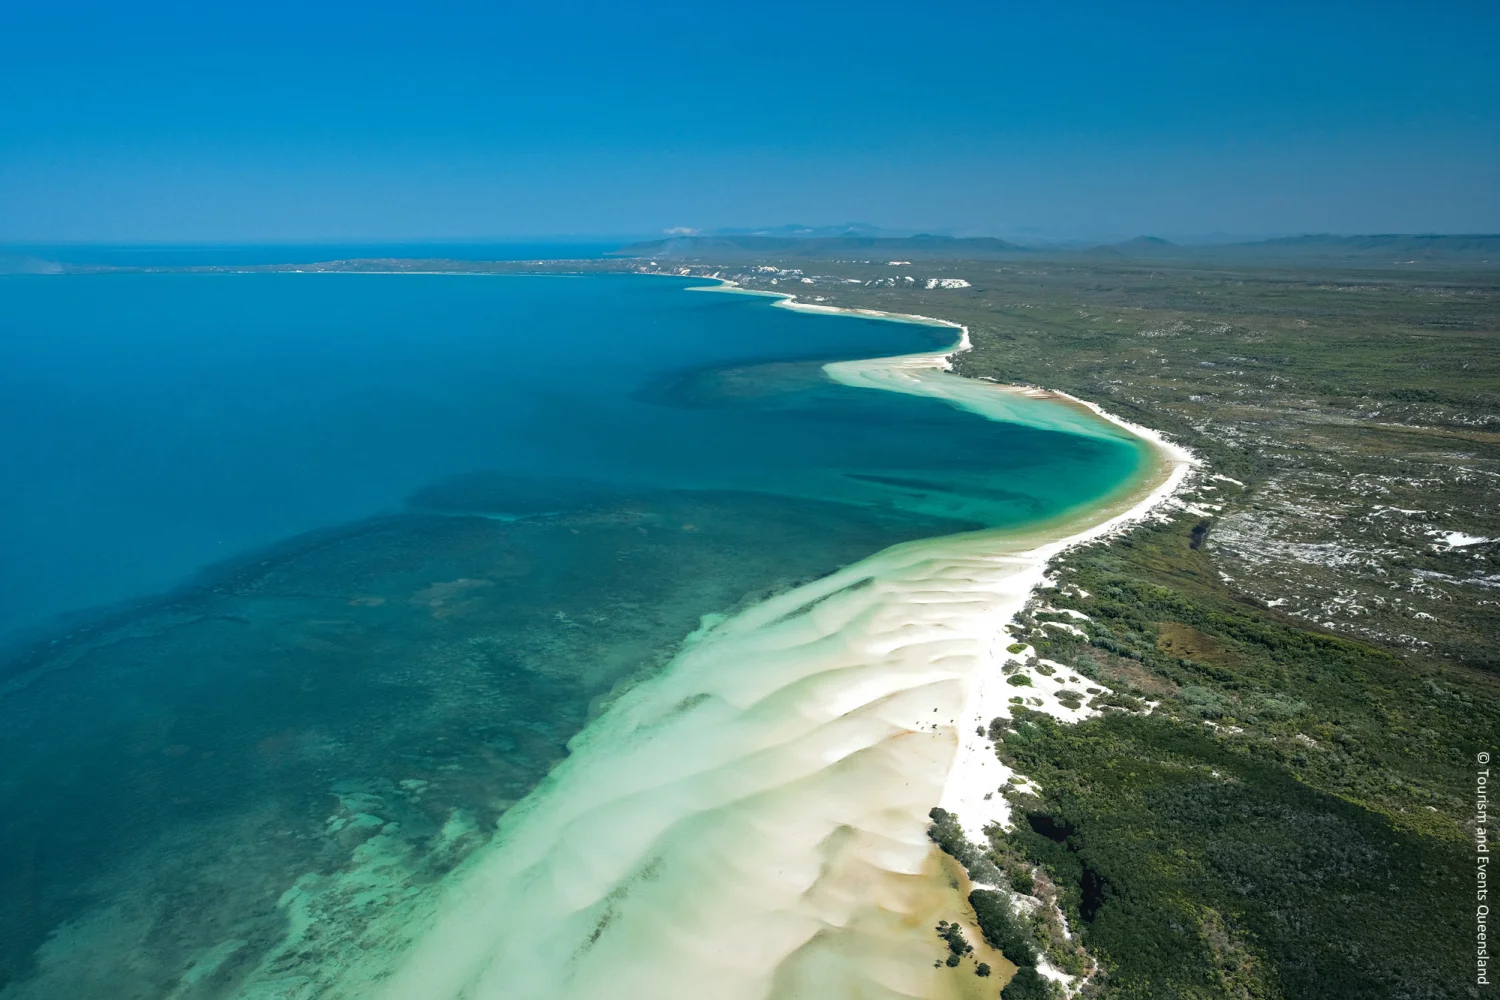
top-left (9, 266), bottom-right (1195, 1000)
top-left (717, 277), bottom-right (1198, 993)
top-left (7, 262), bottom-right (1482, 1000)
top-left (689, 274), bottom-right (1200, 992)
top-left (694, 273), bottom-right (1192, 529)
top-left (341, 277), bottom-right (1196, 1000)
top-left (759, 278), bottom-right (1197, 839)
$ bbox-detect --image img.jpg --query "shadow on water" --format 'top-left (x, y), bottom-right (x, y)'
top-left (0, 474), bottom-right (978, 999)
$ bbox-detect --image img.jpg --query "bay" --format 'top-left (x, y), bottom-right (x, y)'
top-left (0, 272), bottom-right (1145, 998)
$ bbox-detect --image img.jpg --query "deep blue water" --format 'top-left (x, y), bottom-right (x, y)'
top-left (0, 241), bottom-right (624, 270)
top-left (0, 272), bottom-right (1139, 643)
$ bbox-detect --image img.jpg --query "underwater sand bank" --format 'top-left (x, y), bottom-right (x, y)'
top-left (337, 286), bottom-right (1194, 1000)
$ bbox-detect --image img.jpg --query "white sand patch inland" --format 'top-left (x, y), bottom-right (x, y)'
top-left (1434, 530), bottom-right (1493, 548)
top-left (1037, 606), bottom-right (1091, 620)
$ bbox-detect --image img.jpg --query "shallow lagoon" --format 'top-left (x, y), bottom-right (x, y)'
top-left (0, 273), bottom-right (1147, 998)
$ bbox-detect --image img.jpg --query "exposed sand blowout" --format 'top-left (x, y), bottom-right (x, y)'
top-left (323, 300), bottom-right (1193, 1000)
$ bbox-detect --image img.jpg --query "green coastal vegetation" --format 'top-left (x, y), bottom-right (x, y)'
top-left (664, 250), bottom-right (1496, 999)
top-left (988, 511), bottom-right (1485, 997)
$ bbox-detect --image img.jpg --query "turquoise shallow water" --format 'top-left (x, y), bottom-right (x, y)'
top-left (0, 273), bottom-right (1146, 997)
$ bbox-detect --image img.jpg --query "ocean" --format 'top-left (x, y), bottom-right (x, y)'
top-left (0, 271), bottom-right (1151, 999)
top-left (0, 241), bottom-right (623, 270)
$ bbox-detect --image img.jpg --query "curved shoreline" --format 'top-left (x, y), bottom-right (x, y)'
top-left (339, 279), bottom-right (1197, 1000)
top-left (698, 277), bottom-right (1199, 993)
top-left (61, 268), bottom-right (1196, 1000)
top-left (693, 274), bottom-right (1193, 536)
top-left (19, 268), bottom-right (1197, 1000)
top-left (722, 278), bottom-right (1197, 842)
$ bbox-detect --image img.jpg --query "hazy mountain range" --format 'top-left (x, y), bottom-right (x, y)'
top-left (615, 232), bottom-right (1500, 264)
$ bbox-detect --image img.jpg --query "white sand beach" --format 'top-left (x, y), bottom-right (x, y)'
top-left (304, 287), bottom-right (1197, 1000)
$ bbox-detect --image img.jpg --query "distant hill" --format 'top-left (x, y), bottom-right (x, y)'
top-left (610, 234), bottom-right (1028, 260)
top-left (1117, 235), bottom-right (1177, 253)
top-left (611, 231), bottom-right (1499, 266)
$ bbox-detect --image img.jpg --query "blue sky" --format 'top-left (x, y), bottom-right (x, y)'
top-left (2, 0), bottom-right (1496, 242)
